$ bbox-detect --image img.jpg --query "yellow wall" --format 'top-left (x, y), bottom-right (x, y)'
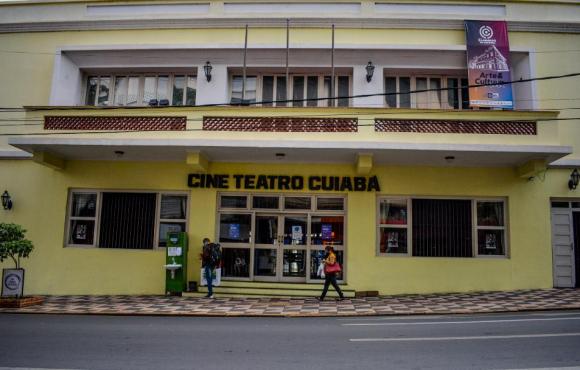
top-left (1, 159), bottom-right (577, 295)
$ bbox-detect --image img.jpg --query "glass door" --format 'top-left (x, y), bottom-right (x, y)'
top-left (254, 213), bottom-right (308, 282)
top-left (253, 214), bottom-right (279, 281)
top-left (281, 214), bottom-right (308, 282)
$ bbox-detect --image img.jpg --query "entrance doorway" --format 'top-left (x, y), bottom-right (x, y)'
top-left (254, 214), bottom-right (308, 282)
top-left (217, 194), bottom-right (346, 283)
top-left (550, 200), bottom-right (580, 287)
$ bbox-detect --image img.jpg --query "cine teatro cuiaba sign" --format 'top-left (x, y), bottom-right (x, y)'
top-left (188, 174), bottom-right (381, 192)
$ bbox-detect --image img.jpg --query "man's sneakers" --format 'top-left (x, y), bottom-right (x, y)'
top-left (205, 294), bottom-right (214, 299)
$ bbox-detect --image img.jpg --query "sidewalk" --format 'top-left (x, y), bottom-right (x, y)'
top-left (1, 288), bottom-right (579, 317)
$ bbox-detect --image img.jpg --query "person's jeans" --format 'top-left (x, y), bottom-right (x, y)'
top-left (320, 273), bottom-right (343, 299)
top-left (204, 265), bottom-right (213, 296)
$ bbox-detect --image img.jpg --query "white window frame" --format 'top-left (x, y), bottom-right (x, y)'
top-left (473, 198), bottom-right (509, 258)
top-left (446, 76), bottom-right (470, 110)
top-left (230, 75), bottom-right (258, 104)
top-left (384, 74), bottom-right (469, 110)
top-left (65, 189), bottom-right (189, 250)
top-left (228, 73), bottom-right (352, 107)
top-left (84, 73), bottom-right (197, 107)
top-left (157, 193), bottom-right (190, 248)
top-left (376, 197), bottom-right (412, 257)
top-left (66, 191), bottom-right (101, 248)
top-left (376, 196), bottom-right (508, 258)
top-left (414, 75), bottom-right (444, 109)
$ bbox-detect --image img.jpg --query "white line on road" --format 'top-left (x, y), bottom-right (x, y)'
top-left (0, 368), bottom-right (86, 370)
top-left (349, 332), bottom-right (580, 342)
top-left (503, 367), bottom-right (580, 370)
top-left (336, 311), bottom-right (580, 320)
top-left (342, 317), bottom-right (580, 326)
top-left (337, 313), bottom-right (549, 322)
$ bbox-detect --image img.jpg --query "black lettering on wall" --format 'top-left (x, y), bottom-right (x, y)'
top-left (233, 175), bottom-right (244, 189)
top-left (256, 175), bottom-right (268, 189)
top-left (217, 175), bottom-right (229, 189)
top-left (367, 175), bottom-right (380, 192)
top-left (354, 177), bottom-right (366, 191)
top-left (244, 175), bottom-right (256, 189)
top-left (278, 176), bottom-right (290, 190)
top-left (309, 176), bottom-right (321, 190)
top-left (291, 176), bottom-right (304, 190)
top-left (339, 177), bottom-right (353, 191)
top-left (205, 174), bottom-right (218, 188)
top-left (188, 174), bottom-right (201, 188)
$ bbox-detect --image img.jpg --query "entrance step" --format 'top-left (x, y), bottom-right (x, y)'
top-left (184, 281), bottom-right (355, 298)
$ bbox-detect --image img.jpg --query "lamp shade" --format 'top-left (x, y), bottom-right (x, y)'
top-left (1, 190), bottom-right (12, 210)
top-left (569, 169), bottom-right (580, 190)
top-left (365, 61), bottom-right (375, 82)
top-left (203, 61), bottom-right (212, 82)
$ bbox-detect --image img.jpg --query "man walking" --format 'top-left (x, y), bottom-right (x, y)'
top-left (201, 237), bottom-right (216, 298)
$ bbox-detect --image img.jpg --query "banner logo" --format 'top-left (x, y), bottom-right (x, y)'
top-left (478, 25), bottom-right (494, 42)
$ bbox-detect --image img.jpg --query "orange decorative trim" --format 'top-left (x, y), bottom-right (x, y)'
top-left (203, 116), bottom-right (358, 132)
top-left (375, 119), bottom-right (536, 135)
top-left (45, 116), bottom-right (186, 131)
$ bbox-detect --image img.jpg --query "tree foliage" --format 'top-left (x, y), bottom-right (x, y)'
top-left (0, 223), bottom-right (34, 269)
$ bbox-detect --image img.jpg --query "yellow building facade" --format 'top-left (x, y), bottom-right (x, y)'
top-left (0, 0), bottom-right (579, 296)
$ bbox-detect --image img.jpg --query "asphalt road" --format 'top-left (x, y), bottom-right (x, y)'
top-left (1, 311), bottom-right (580, 370)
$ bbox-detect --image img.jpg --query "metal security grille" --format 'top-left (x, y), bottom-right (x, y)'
top-left (98, 193), bottom-right (157, 249)
top-left (412, 199), bottom-right (472, 257)
top-left (375, 119), bottom-right (536, 135)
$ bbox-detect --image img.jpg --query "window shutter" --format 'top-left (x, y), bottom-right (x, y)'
top-left (99, 192), bottom-right (157, 249)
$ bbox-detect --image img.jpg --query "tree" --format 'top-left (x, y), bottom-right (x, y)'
top-left (0, 223), bottom-right (34, 269)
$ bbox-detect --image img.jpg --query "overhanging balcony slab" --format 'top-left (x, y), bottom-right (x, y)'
top-left (8, 137), bottom-right (572, 168)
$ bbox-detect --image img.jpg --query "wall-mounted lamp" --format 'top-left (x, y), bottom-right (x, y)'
top-left (365, 61), bottom-right (375, 83)
top-left (203, 61), bottom-right (213, 82)
top-left (569, 168), bottom-right (580, 190)
top-left (2, 190), bottom-right (12, 210)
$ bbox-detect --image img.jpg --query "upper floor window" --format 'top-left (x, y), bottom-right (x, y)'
top-left (385, 75), bottom-right (470, 110)
top-left (85, 74), bottom-right (196, 107)
top-left (230, 74), bottom-right (351, 107)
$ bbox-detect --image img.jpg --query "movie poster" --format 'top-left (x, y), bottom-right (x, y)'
top-left (465, 20), bottom-right (513, 109)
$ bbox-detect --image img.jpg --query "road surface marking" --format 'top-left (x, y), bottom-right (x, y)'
top-left (342, 316), bottom-right (580, 326)
top-left (350, 332), bottom-right (580, 342)
top-left (338, 313), bottom-right (548, 322)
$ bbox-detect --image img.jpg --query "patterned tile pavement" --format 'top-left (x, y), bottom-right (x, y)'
top-left (1, 289), bottom-right (579, 317)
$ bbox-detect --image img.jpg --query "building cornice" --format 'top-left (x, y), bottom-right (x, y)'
top-left (2, 0), bottom-right (580, 7)
top-left (0, 18), bottom-right (579, 34)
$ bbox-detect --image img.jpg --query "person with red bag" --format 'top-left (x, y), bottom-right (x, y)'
top-left (317, 245), bottom-right (345, 301)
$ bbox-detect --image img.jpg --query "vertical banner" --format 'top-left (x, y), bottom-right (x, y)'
top-left (465, 20), bottom-right (513, 109)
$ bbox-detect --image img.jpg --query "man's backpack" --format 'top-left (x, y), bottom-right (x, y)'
top-left (209, 243), bottom-right (222, 267)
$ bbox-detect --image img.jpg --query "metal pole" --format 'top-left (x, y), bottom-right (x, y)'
top-left (331, 24), bottom-right (335, 107)
top-left (286, 18), bottom-right (290, 106)
top-left (242, 24), bottom-right (248, 102)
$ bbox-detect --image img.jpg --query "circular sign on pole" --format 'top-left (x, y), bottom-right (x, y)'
top-left (2, 269), bottom-right (24, 297)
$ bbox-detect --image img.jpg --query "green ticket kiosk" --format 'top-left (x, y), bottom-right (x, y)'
top-left (164, 232), bottom-right (188, 295)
